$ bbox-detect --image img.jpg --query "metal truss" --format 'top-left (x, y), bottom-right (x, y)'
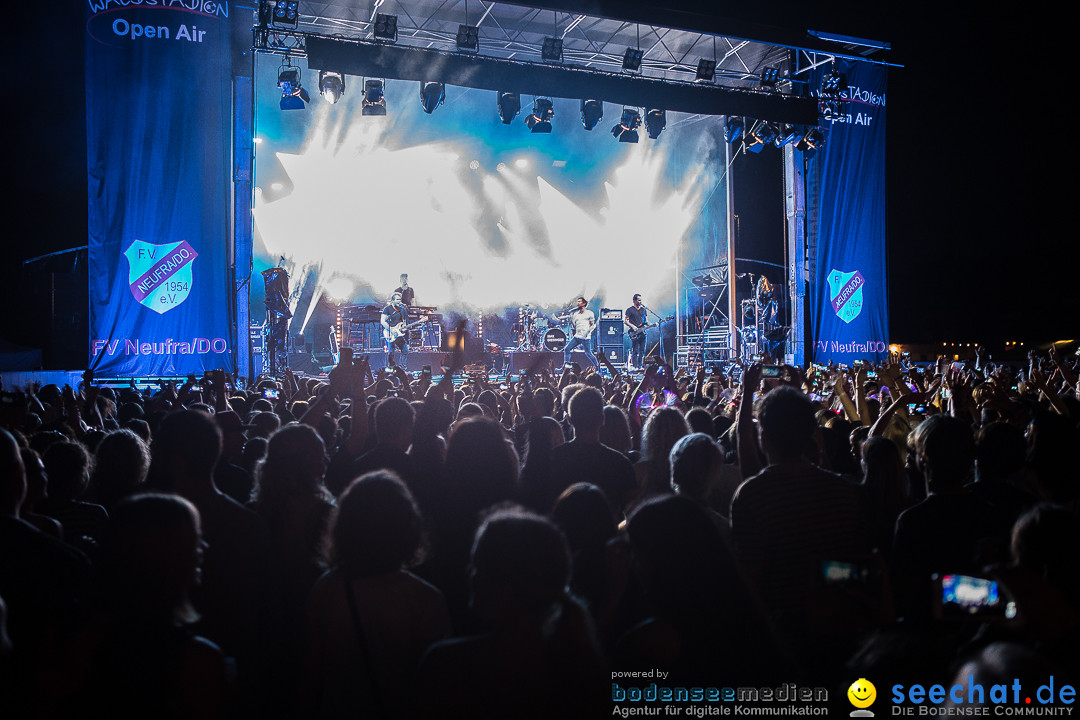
top-left (255, 0), bottom-right (803, 96)
top-left (253, 26), bottom-right (307, 54)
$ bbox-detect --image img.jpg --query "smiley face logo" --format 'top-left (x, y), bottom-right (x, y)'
top-left (848, 678), bottom-right (876, 710)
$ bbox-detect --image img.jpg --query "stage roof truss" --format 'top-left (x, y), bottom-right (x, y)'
top-left (256, 0), bottom-right (804, 93)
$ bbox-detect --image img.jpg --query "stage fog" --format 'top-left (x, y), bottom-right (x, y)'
top-left (251, 55), bottom-right (728, 348)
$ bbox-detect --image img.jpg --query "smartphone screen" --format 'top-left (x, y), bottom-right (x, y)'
top-left (820, 560), bottom-right (870, 586)
top-left (934, 573), bottom-right (1015, 620)
top-left (761, 365), bottom-right (781, 379)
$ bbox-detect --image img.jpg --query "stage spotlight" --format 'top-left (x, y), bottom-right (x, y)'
top-left (743, 122), bottom-right (766, 153)
top-left (611, 108), bottom-right (641, 143)
top-left (724, 116), bottom-right (744, 144)
top-left (819, 70), bottom-right (847, 121)
top-left (775, 123), bottom-right (800, 147)
top-left (759, 66), bottom-right (780, 88)
top-left (796, 126), bottom-right (825, 158)
top-left (497, 91), bottom-right (520, 124)
top-left (456, 24), bottom-right (479, 51)
top-left (623, 47), bottom-right (644, 71)
top-left (525, 97), bottom-right (554, 133)
top-left (272, 0), bottom-right (299, 28)
top-left (752, 121), bottom-right (779, 146)
top-left (541, 37), bottom-right (563, 62)
top-left (373, 13), bottom-right (398, 41)
top-left (419, 81), bottom-right (445, 114)
top-left (277, 68), bottom-right (309, 110)
top-left (696, 58), bottom-right (716, 81)
top-left (644, 109), bottom-right (666, 139)
top-left (821, 70), bottom-right (847, 96)
top-left (580, 99), bottom-right (603, 130)
top-left (318, 71), bottom-right (345, 104)
top-left (362, 79), bottom-right (386, 116)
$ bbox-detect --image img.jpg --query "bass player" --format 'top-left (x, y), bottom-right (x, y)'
top-left (624, 293), bottom-right (647, 370)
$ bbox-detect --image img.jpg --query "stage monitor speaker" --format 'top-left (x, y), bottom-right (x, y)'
top-left (288, 352), bottom-right (322, 374)
top-left (366, 351), bottom-right (450, 373)
top-left (600, 346), bottom-right (626, 365)
top-left (598, 318), bottom-right (623, 344)
top-left (505, 351), bottom-right (563, 375)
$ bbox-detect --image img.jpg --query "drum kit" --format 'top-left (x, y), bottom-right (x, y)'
top-left (511, 305), bottom-right (568, 351)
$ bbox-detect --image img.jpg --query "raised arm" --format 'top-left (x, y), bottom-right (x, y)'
top-left (736, 363), bottom-right (764, 479)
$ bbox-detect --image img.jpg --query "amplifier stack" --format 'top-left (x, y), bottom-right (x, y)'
top-left (598, 308), bottom-right (625, 365)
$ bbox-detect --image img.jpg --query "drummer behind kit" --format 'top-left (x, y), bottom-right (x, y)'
top-left (510, 305), bottom-right (568, 351)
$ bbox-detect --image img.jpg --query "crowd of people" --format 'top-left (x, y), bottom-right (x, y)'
top-left (1, 341), bottom-right (1078, 718)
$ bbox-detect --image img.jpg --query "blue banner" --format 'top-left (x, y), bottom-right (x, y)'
top-left (808, 60), bottom-right (888, 365)
top-left (85, 0), bottom-right (234, 376)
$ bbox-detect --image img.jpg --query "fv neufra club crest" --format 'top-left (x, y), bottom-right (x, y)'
top-left (828, 269), bottom-right (865, 324)
top-left (125, 240), bottom-right (199, 315)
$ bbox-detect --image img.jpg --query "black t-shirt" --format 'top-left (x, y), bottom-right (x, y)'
top-left (548, 440), bottom-right (637, 515)
top-left (395, 286), bottom-right (415, 306)
top-left (625, 305), bottom-right (646, 331)
top-left (382, 304), bottom-right (407, 327)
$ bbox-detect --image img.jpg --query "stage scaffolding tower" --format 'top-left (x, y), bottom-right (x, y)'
top-left (676, 263), bottom-right (732, 370)
top-left (675, 131), bottom-right (736, 370)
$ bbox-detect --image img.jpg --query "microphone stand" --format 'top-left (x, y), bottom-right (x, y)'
top-left (641, 304), bottom-right (665, 364)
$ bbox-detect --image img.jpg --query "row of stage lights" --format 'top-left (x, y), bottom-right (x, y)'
top-left (261, 1), bottom-right (727, 79)
top-left (276, 65), bottom-right (668, 142)
top-left (268, 0), bottom-right (833, 152)
top-left (264, 0), bottom-right (796, 145)
top-left (277, 68), bottom-right (825, 152)
top-left (724, 116), bottom-right (826, 157)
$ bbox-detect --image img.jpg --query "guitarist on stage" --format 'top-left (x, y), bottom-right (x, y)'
top-left (381, 292), bottom-right (411, 366)
top-left (624, 293), bottom-right (648, 370)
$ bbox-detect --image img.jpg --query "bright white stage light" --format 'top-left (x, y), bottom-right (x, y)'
top-left (323, 276), bottom-right (356, 302)
top-left (253, 93), bottom-right (710, 314)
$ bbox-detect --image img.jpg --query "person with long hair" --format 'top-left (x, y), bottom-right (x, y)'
top-left (300, 471), bottom-right (449, 719)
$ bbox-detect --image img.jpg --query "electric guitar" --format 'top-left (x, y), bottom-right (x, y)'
top-left (384, 316), bottom-right (429, 343)
top-left (627, 315), bottom-right (674, 341)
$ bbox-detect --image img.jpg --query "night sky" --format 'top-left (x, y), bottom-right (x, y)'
top-left (5, 3), bottom-right (1075, 362)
